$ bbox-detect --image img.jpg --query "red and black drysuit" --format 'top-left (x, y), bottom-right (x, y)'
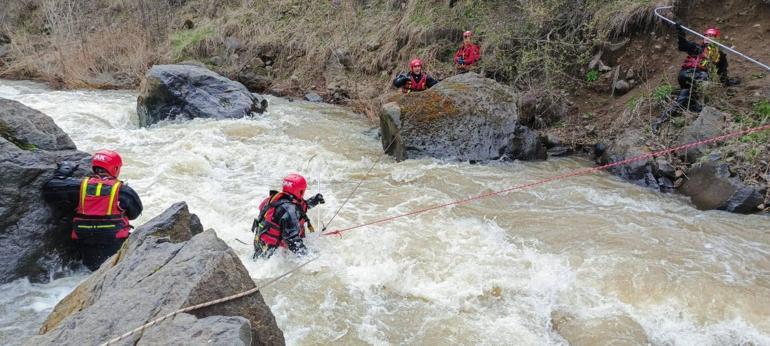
top-left (43, 167), bottom-right (142, 271)
top-left (252, 191), bottom-right (323, 258)
top-left (653, 25), bottom-right (731, 133)
top-left (393, 72), bottom-right (438, 93)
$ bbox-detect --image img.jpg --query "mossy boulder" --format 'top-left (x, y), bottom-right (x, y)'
top-left (379, 72), bottom-right (545, 161)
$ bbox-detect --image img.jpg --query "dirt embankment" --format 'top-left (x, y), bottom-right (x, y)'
top-left (1, 0), bottom-right (768, 206)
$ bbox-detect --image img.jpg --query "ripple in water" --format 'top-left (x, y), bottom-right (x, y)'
top-left (1, 79), bottom-right (769, 345)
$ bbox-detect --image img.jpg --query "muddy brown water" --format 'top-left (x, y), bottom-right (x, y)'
top-left (0, 80), bottom-right (769, 345)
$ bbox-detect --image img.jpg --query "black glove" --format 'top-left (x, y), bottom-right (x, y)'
top-left (54, 162), bottom-right (78, 179)
top-left (307, 193), bottom-right (325, 207)
top-left (458, 56), bottom-right (465, 65)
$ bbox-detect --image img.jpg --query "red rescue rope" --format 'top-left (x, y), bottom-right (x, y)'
top-left (322, 123), bottom-right (770, 237)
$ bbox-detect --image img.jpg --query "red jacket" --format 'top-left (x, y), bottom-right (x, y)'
top-left (454, 43), bottom-right (481, 66)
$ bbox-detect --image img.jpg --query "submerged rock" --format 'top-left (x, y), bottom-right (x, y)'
top-left (379, 72), bottom-right (546, 162)
top-left (0, 98), bottom-right (90, 284)
top-left (552, 311), bottom-right (649, 346)
top-left (679, 162), bottom-right (765, 213)
top-left (29, 202), bottom-right (285, 345)
top-left (136, 64), bottom-right (268, 127)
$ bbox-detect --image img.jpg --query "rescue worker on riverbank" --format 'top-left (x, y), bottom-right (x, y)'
top-left (652, 24), bottom-right (738, 134)
top-left (454, 30), bottom-right (481, 73)
top-left (43, 150), bottom-right (142, 271)
top-left (252, 173), bottom-right (324, 259)
top-left (393, 58), bottom-right (439, 93)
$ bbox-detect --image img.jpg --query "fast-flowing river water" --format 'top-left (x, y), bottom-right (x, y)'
top-left (1, 79), bottom-right (769, 345)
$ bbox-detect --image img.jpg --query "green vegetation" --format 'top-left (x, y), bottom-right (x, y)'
top-left (585, 70), bottom-right (599, 82)
top-left (169, 25), bottom-right (215, 60)
top-left (653, 83), bottom-right (674, 104)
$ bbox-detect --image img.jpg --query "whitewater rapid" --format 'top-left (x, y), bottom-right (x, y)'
top-left (1, 80), bottom-right (769, 345)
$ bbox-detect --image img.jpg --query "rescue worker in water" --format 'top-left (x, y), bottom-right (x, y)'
top-left (252, 173), bottom-right (324, 258)
top-left (43, 150), bottom-right (143, 271)
top-left (393, 58), bottom-right (438, 93)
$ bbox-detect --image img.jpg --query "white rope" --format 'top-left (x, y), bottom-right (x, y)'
top-left (99, 256), bottom-right (319, 346)
top-left (654, 6), bottom-right (770, 71)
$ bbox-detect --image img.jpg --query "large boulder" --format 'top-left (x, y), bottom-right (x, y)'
top-left (677, 106), bottom-right (727, 163)
top-left (136, 64), bottom-right (268, 127)
top-left (29, 202), bottom-right (285, 345)
top-left (0, 98), bottom-right (90, 284)
top-left (679, 162), bottom-right (765, 213)
top-left (379, 72), bottom-right (546, 161)
top-left (597, 129), bottom-right (670, 191)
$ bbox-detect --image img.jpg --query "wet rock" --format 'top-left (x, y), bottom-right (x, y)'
top-left (0, 98), bottom-right (76, 151)
top-left (0, 98), bottom-right (91, 284)
top-left (678, 106), bottom-right (726, 163)
top-left (236, 70), bottom-right (272, 93)
top-left (547, 146), bottom-right (572, 157)
top-left (612, 79), bottom-right (631, 95)
top-left (518, 89), bottom-right (569, 129)
top-left (304, 92), bottom-right (323, 103)
top-left (552, 311), bottom-right (649, 346)
top-left (679, 162), bottom-right (765, 213)
top-left (30, 203), bottom-right (285, 345)
top-left (656, 159), bottom-right (676, 179)
top-left (136, 64), bottom-right (268, 127)
top-left (598, 128), bottom-right (657, 189)
top-left (379, 72), bottom-right (546, 162)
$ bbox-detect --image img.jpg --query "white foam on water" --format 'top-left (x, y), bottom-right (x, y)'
top-left (2, 79), bottom-right (769, 345)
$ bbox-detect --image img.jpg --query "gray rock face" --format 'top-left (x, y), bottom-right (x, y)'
top-left (139, 314), bottom-right (252, 346)
top-left (136, 64), bottom-right (268, 127)
top-left (679, 162), bottom-right (765, 213)
top-left (29, 202), bottom-right (285, 345)
top-left (0, 98), bottom-right (75, 151)
top-left (0, 98), bottom-right (90, 284)
top-left (598, 129), bottom-right (661, 189)
top-left (304, 92), bottom-right (323, 103)
top-left (678, 106), bottom-right (726, 163)
top-left (379, 72), bottom-right (546, 162)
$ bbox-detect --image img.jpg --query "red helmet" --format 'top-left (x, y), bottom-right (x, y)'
top-left (463, 31), bottom-right (473, 38)
top-left (704, 27), bottom-right (720, 38)
top-left (282, 173), bottom-right (307, 199)
top-left (409, 58), bottom-right (423, 72)
top-left (92, 149), bottom-right (123, 178)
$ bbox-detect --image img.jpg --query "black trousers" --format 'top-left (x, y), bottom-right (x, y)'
top-left (77, 237), bottom-right (126, 271)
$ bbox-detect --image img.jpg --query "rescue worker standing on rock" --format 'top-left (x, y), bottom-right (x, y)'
top-left (652, 24), bottom-right (738, 134)
top-left (43, 150), bottom-right (142, 271)
top-left (454, 30), bottom-right (481, 73)
top-left (252, 173), bottom-right (324, 259)
top-left (393, 58), bottom-right (438, 93)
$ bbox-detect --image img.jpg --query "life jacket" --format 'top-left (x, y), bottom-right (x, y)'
top-left (682, 44), bottom-right (720, 71)
top-left (454, 43), bottom-right (481, 65)
top-left (72, 176), bottom-right (130, 241)
top-left (402, 73), bottom-right (428, 94)
top-left (254, 191), bottom-right (310, 248)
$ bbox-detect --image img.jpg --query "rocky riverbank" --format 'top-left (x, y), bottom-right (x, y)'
top-left (28, 202), bottom-right (284, 345)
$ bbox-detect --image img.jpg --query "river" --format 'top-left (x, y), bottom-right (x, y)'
top-left (1, 79), bottom-right (769, 345)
